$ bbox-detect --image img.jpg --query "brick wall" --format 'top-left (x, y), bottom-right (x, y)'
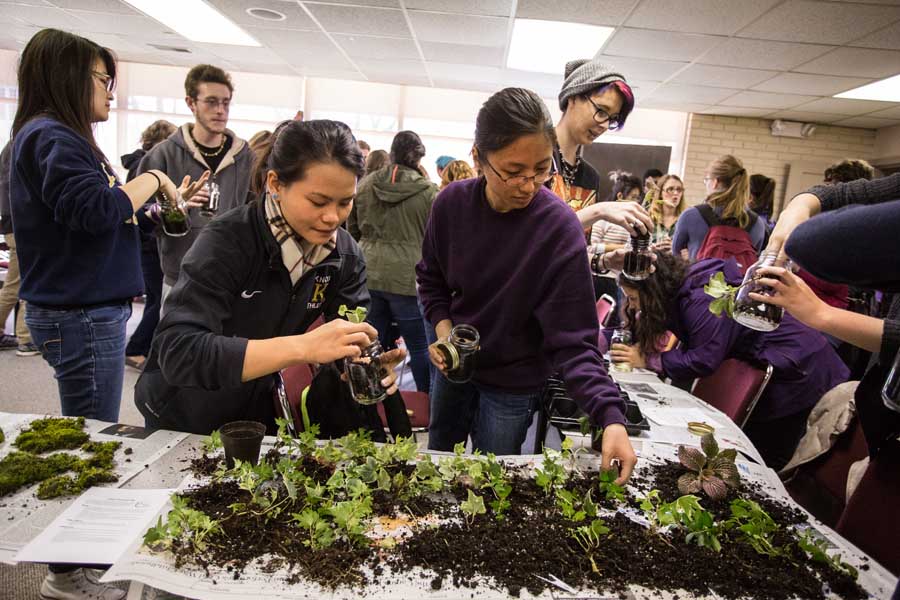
top-left (682, 114), bottom-right (877, 213)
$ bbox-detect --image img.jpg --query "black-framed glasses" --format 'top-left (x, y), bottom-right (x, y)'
top-left (92, 71), bottom-right (113, 92)
top-left (482, 156), bottom-right (551, 188)
top-left (588, 97), bottom-right (621, 131)
top-left (195, 97), bottom-right (232, 110)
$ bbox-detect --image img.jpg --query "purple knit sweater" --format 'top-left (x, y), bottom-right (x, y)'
top-left (416, 177), bottom-right (625, 428)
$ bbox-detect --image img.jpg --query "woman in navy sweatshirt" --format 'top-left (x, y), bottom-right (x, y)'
top-left (416, 88), bottom-right (636, 484)
top-left (10, 29), bottom-right (204, 424)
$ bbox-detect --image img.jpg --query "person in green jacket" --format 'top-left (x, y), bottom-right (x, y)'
top-left (348, 130), bottom-right (438, 393)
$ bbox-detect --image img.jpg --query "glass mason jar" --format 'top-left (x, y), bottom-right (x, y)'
top-left (623, 232), bottom-right (653, 281)
top-left (610, 328), bottom-right (633, 373)
top-left (200, 180), bottom-right (220, 218)
top-left (733, 252), bottom-right (785, 332)
top-left (434, 324), bottom-right (480, 383)
top-left (344, 340), bottom-right (389, 405)
top-left (159, 189), bottom-right (191, 237)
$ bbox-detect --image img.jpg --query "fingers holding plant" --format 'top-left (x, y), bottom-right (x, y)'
top-left (601, 423), bottom-right (637, 485)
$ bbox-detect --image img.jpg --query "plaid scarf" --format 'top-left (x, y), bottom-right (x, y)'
top-left (265, 193), bottom-right (336, 285)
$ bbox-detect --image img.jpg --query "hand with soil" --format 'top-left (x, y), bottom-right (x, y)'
top-left (601, 423), bottom-right (637, 485)
top-left (296, 318), bottom-right (379, 364)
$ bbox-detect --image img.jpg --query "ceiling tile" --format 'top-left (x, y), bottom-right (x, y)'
top-left (627, 79), bottom-right (661, 99)
top-left (766, 110), bottom-right (846, 123)
top-left (595, 55), bottom-right (688, 81)
top-left (356, 58), bottom-right (427, 77)
top-left (65, 10), bottom-right (178, 37)
top-left (700, 106), bottom-right (774, 117)
top-left (406, 0), bottom-right (512, 17)
top-left (48, 0), bottom-right (139, 14)
top-left (334, 34), bottom-right (420, 60)
top-left (851, 21), bottom-right (900, 50)
top-left (831, 115), bottom-right (900, 129)
top-left (432, 77), bottom-right (499, 95)
top-left (421, 41), bottom-right (504, 67)
top-left (697, 38), bottom-right (833, 70)
top-left (427, 61), bottom-right (501, 83)
top-left (670, 64), bottom-right (778, 89)
top-left (11, 4), bottom-right (89, 28)
top-left (640, 100), bottom-right (712, 113)
top-left (829, 0), bottom-right (900, 4)
top-left (197, 43), bottom-right (287, 63)
top-left (737, 0), bottom-right (900, 44)
top-left (305, 0), bottom-right (399, 6)
top-left (251, 29), bottom-right (355, 70)
top-left (868, 104), bottom-right (900, 119)
top-left (603, 28), bottom-right (723, 63)
top-left (292, 66), bottom-right (364, 80)
top-left (407, 12), bottom-right (507, 45)
top-left (515, 0), bottom-right (637, 26)
top-left (790, 96), bottom-right (895, 115)
top-left (205, 0), bottom-right (318, 31)
top-left (649, 83), bottom-right (739, 104)
top-left (115, 51), bottom-right (174, 66)
top-left (752, 72), bottom-right (873, 96)
top-left (76, 32), bottom-right (148, 54)
top-left (306, 4), bottom-right (410, 36)
top-left (626, 0), bottom-right (780, 35)
top-left (230, 60), bottom-right (293, 75)
top-left (793, 47), bottom-right (900, 78)
top-left (719, 90), bottom-right (818, 109)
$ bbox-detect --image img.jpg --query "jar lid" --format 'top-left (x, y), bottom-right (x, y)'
top-left (687, 421), bottom-right (715, 436)
top-left (434, 340), bottom-right (460, 371)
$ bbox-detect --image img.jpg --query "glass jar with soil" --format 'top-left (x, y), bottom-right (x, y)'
top-left (623, 231), bottom-right (653, 281)
top-left (733, 252), bottom-right (784, 332)
top-left (610, 328), bottom-right (633, 373)
top-left (434, 324), bottom-right (480, 384)
top-left (344, 340), bottom-right (389, 405)
top-left (158, 189), bottom-right (191, 237)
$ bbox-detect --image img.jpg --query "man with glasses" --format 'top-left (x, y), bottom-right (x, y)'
top-left (138, 64), bottom-right (252, 308)
top-left (549, 59), bottom-right (652, 238)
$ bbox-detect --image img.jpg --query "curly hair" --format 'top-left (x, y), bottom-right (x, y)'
top-left (618, 251), bottom-right (688, 355)
top-left (140, 120), bottom-right (176, 151)
top-left (440, 160), bottom-right (476, 189)
top-left (824, 158), bottom-right (875, 184)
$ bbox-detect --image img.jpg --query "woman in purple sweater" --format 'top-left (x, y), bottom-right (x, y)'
top-left (611, 252), bottom-right (848, 470)
top-left (416, 88), bottom-right (637, 484)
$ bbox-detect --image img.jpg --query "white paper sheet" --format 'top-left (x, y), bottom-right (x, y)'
top-left (15, 487), bottom-right (173, 565)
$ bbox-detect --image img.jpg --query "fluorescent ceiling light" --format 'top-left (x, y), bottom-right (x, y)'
top-left (507, 19), bottom-right (614, 75)
top-left (834, 73), bottom-right (900, 102)
top-left (123, 0), bottom-right (260, 46)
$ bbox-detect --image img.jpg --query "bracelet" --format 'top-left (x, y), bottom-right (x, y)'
top-left (147, 203), bottom-right (161, 224)
top-left (146, 170), bottom-right (162, 193)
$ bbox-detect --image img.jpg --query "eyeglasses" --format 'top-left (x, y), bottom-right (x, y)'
top-left (703, 176), bottom-right (713, 184)
top-left (663, 186), bottom-right (684, 194)
top-left (92, 71), bottom-right (113, 92)
top-left (482, 156), bottom-right (551, 188)
top-left (195, 97), bottom-right (232, 110)
top-left (588, 97), bottom-right (621, 131)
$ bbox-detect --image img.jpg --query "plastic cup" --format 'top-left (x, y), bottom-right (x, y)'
top-left (220, 420), bottom-right (266, 468)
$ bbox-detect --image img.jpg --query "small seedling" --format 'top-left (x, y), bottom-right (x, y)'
top-left (797, 529), bottom-right (858, 580)
top-left (338, 304), bottom-right (368, 324)
top-left (460, 489), bottom-right (486, 525)
top-left (570, 518), bottom-right (609, 573)
top-left (727, 499), bottom-right (782, 557)
top-left (677, 433), bottom-right (740, 501)
top-left (704, 272), bottom-right (739, 319)
top-left (201, 430), bottom-right (222, 453)
top-left (597, 468), bottom-right (625, 503)
top-left (657, 495), bottom-right (722, 552)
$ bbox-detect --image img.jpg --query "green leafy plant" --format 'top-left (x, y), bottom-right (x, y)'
top-left (727, 499), bottom-right (782, 557)
top-left (535, 447), bottom-right (568, 495)
top-left (677, 433), bottom-right (740, 501)
top-left (797, 529), bottom-right (858, 580)
top-left (143, 495), bottom-right (223, 553)
top-left (657, 495), bottom-right (722, 552)
top-left (291, 508), bottom-right (335, 550)
top-left (201, 430), bottom-right (222, 453)
top-left (459, 489), bottom-right (486, 525)
top-left (578, 416), bottom-right (603, 447)
top-left (338, 304), bottom-right (368, 324)
top-left (597, 468), bottom-right (625, 503)
top-left (556, 488), bottom-right (598, 524)
top-left (704, 272), bottom-right (740, 319)
top-left (570, 518), bottom-right (610, 573)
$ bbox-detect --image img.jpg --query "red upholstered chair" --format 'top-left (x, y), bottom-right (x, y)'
top-left (835, 441), bottom-right (900, 576)
top-left (273, 363), bottom-right (316, 435)
top-left (595, 294), bottom-right (616, 328)
top-left (377, 390), bottom-right (430, 433)
top-left (691, 358), bottom-right (773, 427)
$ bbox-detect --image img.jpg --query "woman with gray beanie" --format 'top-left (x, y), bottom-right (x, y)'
top-left (348, 130), bottom-right (438, 393)
top-left (549, 58), bottom-right (652, 237)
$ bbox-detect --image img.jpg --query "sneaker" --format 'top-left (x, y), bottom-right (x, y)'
top-left (0, 334), bottom-right (17, 350)
top-left (16, 342), bottom-right (39, 357)
top-left (40, 568), bottom-right (126, 600)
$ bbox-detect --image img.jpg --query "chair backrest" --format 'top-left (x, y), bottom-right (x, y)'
top-left (272, 363), bottom-right (316, 433)
top-left (692, 358), bottom-right (773, 427)
top-left (595, 294), bottom-right (616, 328)
top-left (376, 390), bottom-right (430, 430)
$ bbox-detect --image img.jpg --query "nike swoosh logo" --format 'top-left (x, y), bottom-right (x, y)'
top-left (241, 290), bottom-right (263, 299)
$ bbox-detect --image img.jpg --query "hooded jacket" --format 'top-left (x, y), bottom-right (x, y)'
top-left (655, 259), bottom-right (849, 423)
top-left (348, 164), bottom-right (437, 296)
top-left (137, 124), bottom-right (252, 286)
top-left (134, 199), bottom-right (369, 435)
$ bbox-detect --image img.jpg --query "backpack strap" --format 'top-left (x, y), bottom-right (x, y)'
top-left (696, 203), bottom-right (719, 227)
top-left (743, 209), bottom-right (759, 233)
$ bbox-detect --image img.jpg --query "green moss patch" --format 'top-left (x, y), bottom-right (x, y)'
top-left (14, 417), bottom-right (89, 454)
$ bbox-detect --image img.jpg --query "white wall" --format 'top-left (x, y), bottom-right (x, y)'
top-left (873, 124), bottom-right (900, 168)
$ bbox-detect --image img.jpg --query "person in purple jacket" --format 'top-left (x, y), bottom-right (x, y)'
top-left (416, 87), bottom-right (637, 484)
top-left (611, 252), bottom-right (849, 470)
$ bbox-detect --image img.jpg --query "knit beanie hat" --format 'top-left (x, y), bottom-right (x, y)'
top-left (435, 155), bottom-right (455, 170)
top-left (558, 59), bottom-right (634, 126)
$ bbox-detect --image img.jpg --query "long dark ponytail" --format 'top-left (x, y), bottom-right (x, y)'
top-left (619, 251), bottom-right (688, 355)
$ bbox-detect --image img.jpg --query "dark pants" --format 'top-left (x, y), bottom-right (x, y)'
top-left (417, 293), bottom-right (438, 397)
top-left (428, 373), bottom-right (539, 455)
top-left (368, 290), bottom-right (430, 393)
top-left (125, 243), bottom-right (163, 357)
top-left (743, 406), bottom-right (813, 471)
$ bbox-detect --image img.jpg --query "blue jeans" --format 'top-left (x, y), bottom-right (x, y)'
top-left (125, 243), bottom-right (163, 357)
top-left (428, 373), bottom-right (539, 455)
top-left (26, 302), bottom-right (131, 423)
top-left (368, 290), bottom-right (430, 393)
top-left (417, 293), bottom-right (438, 397)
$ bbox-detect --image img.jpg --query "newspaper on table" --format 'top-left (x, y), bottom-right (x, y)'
top-left (104, 449), bottom-right (897, 600)
top-left (0, 412), bottom-right (188, 563)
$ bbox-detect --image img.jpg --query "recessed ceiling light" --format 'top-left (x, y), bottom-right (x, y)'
top-left (247, 7), bottom-right (286, 22)
top-left (507, 19), bottom-right (614, 75)
top-left (834, 73), bottom-right (900, 102)
top-left (122, 0), bottom-right (260, 46)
